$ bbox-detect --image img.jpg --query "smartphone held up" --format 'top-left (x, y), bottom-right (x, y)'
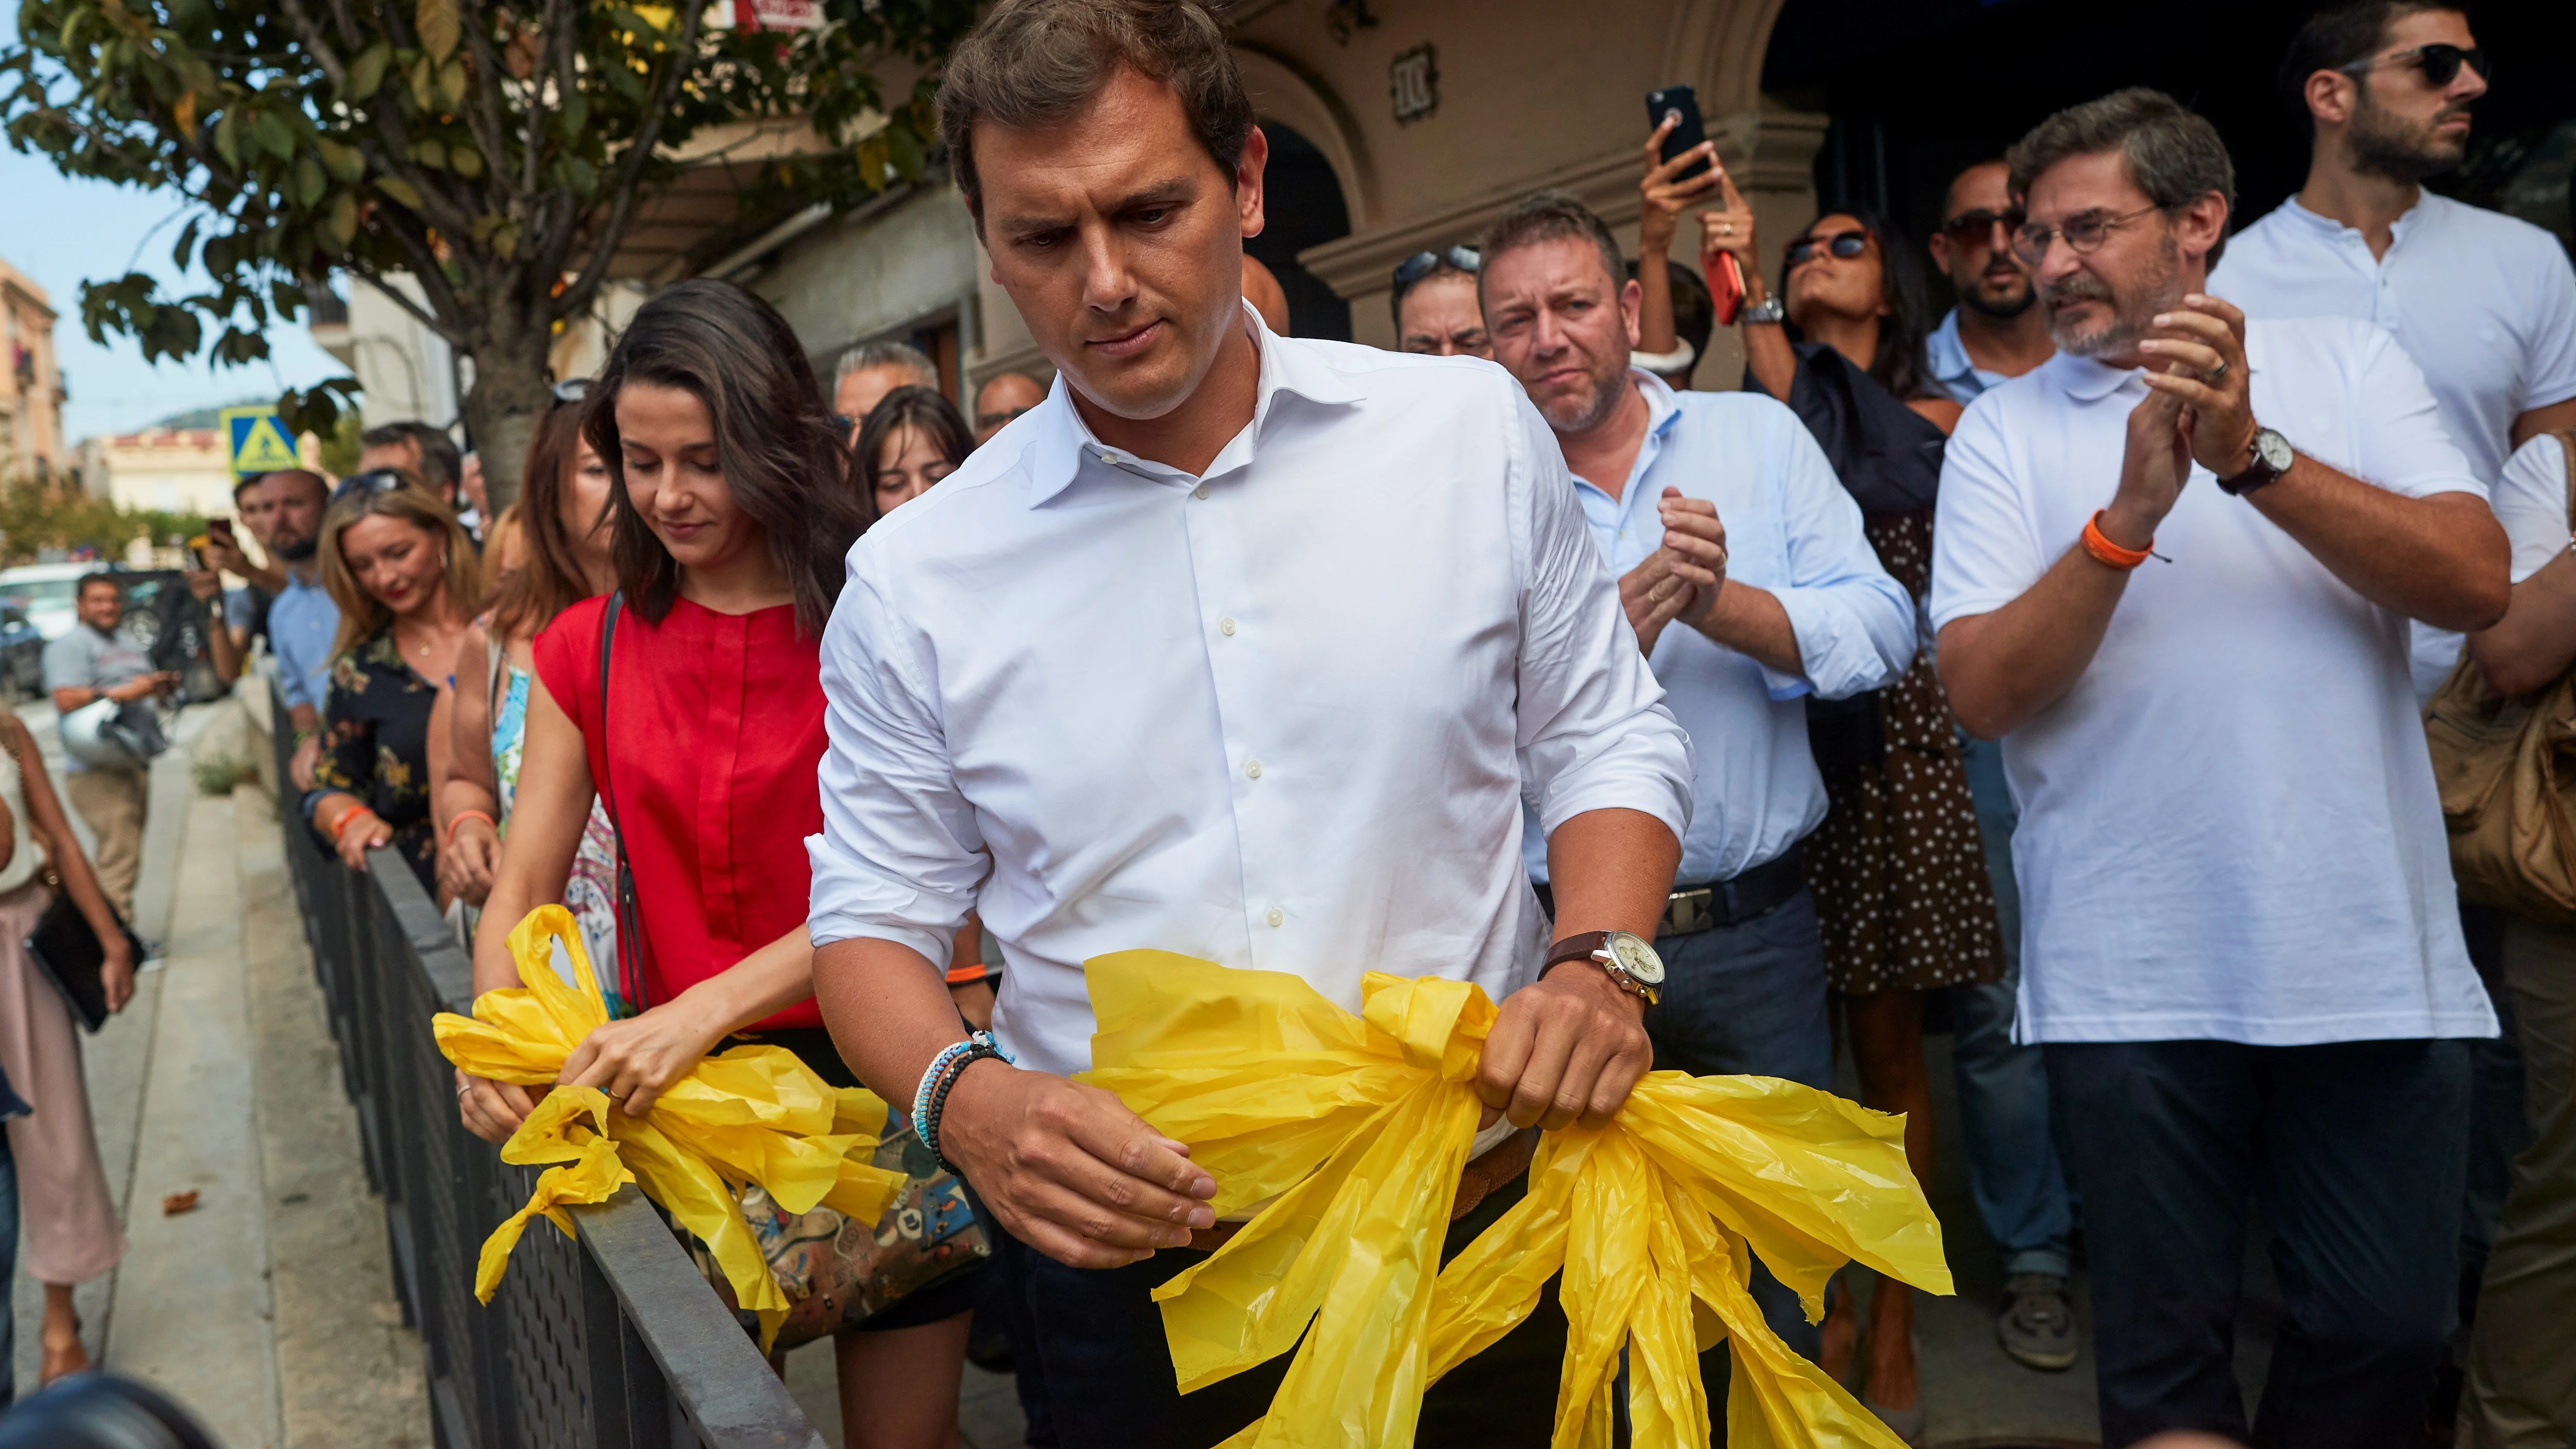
top-left (1645, 84), bottom-right (1745, 326)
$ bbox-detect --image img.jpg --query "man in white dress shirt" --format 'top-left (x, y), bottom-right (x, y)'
top-left (1479, 190), bottom-right (1911, 1371)
top-left (1932, 89), bottom-right (2508, 1446)
top-left (2211, 0), bottom-right (2576, 701)
top-left (805, 4), bottom-right (1693, 1445)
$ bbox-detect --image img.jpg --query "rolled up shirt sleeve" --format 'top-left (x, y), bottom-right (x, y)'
top-left (1506, 385), bottom-right (1696, 845)
top-left (1759, 410), bottom-right (1917, 702)
top-left (807, 552), bottom-right (989, 970)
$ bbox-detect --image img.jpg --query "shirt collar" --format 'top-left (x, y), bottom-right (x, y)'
top-left (1024, 301), bottom-right (1362, 508)
top-left (2047, 349), bottom-right (2141, 403)
top-left (1568, 370), bottom-right (1682, 508)
top-left (2282, 190), bottom-right (2431, 246)
top-left (1926, 309), bottom-right (1972, 381)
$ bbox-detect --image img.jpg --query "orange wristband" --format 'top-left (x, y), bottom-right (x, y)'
top-left (2081, 510), bottom-right (2154, 571)
top-left (945, 961), bottom-right (990, 987)
top-left (331, 805), bottom-right (379, 843)
top-left (445, 809), bottom-right (497, 847)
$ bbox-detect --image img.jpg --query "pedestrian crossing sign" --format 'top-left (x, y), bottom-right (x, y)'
top-left (221, 406), bottom-right (302, 479)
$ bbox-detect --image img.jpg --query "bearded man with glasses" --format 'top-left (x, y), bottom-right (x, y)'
top-left (1932, 86), bottom-right (2512, 1447)
top-left (2211, 0), bottom-right (2576, 704)
top-left (1925, 160), bottom-right (2056, 405)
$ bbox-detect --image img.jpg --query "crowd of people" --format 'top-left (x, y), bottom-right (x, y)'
top-left (77, 0), bottom-right (2547, 1444)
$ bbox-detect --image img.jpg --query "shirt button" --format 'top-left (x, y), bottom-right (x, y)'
top-left (1245, 759), bottom-right (1263, 779)
top-left (1193, 485), bottom-right (1209, 500)
top-left (1266, 907), bottom-right (1284, 928)
top-left (1218, 617), bottom-right (1236, 636)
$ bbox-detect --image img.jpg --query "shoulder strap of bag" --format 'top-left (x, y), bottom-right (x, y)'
top-left (594, 592), bottom-right (648, 1014)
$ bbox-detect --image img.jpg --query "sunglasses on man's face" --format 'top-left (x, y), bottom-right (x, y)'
top-left (2344, 42), bottom-right (2489, 88)
top-left (1393, 245), bottom-right (1481, 287)
top-left (1784, 229), bottom-right (1870, 268)
top-left (1941, 208), bottom-right (2027, 247)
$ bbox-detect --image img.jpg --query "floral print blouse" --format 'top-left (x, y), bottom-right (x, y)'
top-left (311, 630), bottom-right (438, 891)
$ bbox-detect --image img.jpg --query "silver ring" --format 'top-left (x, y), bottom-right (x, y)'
top-left (2205, 358), bottom-right (2230, 385)
top-left (455, 1081), bottom-right (474, 1100)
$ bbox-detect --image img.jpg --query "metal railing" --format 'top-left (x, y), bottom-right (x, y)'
top-left (267, 685), bottom-right (824, 1449)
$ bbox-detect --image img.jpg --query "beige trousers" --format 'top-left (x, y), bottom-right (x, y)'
top-left (2462, 917), bottom-right (2576, 1448)
top-left (64, 765), bottom-right (147, 920)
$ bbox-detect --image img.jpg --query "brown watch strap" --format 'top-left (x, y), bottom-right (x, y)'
top-left (1543, 930), bottom-right (1612, 973)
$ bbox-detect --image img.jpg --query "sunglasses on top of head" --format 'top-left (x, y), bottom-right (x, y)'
top-left (1784, 229), bottom-right (1870, 267)
top-left (2343, 42), bottom-right (2489, 88)
top-left (1392, 245), bottom-right (1481, 287)
top-left (330, 468), bottom-right (409, 505)
top-left (549, 377), bottom-right (591, 410)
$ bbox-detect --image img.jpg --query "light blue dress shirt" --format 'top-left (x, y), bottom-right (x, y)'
top-left (1527, 370), bottom-right (1914, 887)
top-left (1928, 308), bottom-right (2014, 405)
top-left (266, 568), bottom-right (341, 715)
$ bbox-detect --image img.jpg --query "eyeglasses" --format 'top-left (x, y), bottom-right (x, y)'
top-left (1393, 246), bottom-right (1481, 287)
top-left (550, 378), bottom-right (591, 408)
top-left (1941, 208), bottom-right (2026, 246)
top-left (976, 404), bottom-right (1038, 430)
top-left (1784, 229), bottom-right (1870, 267)
top-left (2010, 203), bottom-right (2162, 268)
top-left (2343, 42), bottom-right (2488, 88)
top-left (330, 468), bottom-right (409, 505)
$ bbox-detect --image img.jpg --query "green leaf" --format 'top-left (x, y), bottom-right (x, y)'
top-left (253, 108), bottom-right (294, 160)
top-left (377, 175), bottom-right (423, 210)
top-left (294, 156), bottom-right (325, 207)
top-left (492, 221), bottom-right (519, 260)
top-left (326, 192), bottom-right (359, 248)
top-left (413, 137), bottom-right (446, 169)
top-left (558, 90), bottom-right (588, 139)
top-left (169, 218), bottom-right (200, 271)
top-left (437, 58), bottom-right (467, 109)
top-left (554, 154), bottom-right (595, 197)
top-left (318, 139), bottom-right (364, 183)
top-left (414, 0), bottom-right (460, 62)
top-left (213, 105), bottom-right (242, 168)
top-left (270, 280), bottom-right (309, 317)
top-left (408, 55), bottom-right (434, 111)
top-left (448, 141), bottom-right (482, 179)
top-left (346, 43), bottom-right (392, 100)
top-left (884, 121), bottom-right (923, 181)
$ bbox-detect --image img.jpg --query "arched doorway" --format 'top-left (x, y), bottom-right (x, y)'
top-left (1758, 0), bottom-right (2574, 270)
top-left (1248, 120), bottom-right (1353, 342)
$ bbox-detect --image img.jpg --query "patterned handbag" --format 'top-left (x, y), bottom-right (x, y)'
top-left (689, 1106), bottom-right (992, 1352)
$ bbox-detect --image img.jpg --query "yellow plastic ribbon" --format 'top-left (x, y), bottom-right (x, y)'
top-left (433, 906), bottom-right (905, 1348)
top-left (1080, 950), bottom-right (1953, 1449)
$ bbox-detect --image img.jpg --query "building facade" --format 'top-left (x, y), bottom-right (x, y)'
top-left (0, 259), bottom-right (67, 486)
top-left (74, 428), bottom-right (237, 518)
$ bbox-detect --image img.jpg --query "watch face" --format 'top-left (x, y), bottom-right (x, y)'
top-left (2254, 429), bottom-right (2294, 473)
top-left (1607, 931), bottom-right (1665, 986)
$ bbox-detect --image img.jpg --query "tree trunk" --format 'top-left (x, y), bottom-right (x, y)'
top-left (460, 322), bottom-right (551, 518)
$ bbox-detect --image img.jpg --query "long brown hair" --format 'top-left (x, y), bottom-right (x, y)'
top-left (851, 386), bottom-right (976, 502)
top-left (490, 400), bottom-right (607, 643)
top-left (319, 475), bottom-right (483, 658)
top-left (583, 280), bottom-right (869, 639)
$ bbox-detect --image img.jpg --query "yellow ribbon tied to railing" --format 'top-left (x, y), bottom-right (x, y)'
top-left (1080, 950), bottom-right (1953, 1449)
top-left (432, 906), bottom-right (905, 1348)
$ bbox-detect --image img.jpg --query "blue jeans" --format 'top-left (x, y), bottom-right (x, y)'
top-left (1950, 732), bottom-right (2073, 1279)
top-left (2049, 1038), bottom-right (2469, 1449)
top-left (1646, 886), bottom-right (1833, 1365)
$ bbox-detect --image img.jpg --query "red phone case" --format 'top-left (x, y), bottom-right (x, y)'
top-left (1705, 251), bottom-right (1746, 327)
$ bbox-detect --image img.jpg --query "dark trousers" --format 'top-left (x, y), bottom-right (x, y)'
top-left (2047, 1038), bottom-right (2471, 1449)
top-left (996, 1169), bottom-right (1571, 1449)
top-left (1645, 885), bottom-right (1832, 1369)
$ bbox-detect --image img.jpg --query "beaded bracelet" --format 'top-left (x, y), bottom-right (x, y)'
top-left (914, 1030), bottom-right (1014, 1170)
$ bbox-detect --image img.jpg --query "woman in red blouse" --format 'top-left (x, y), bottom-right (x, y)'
top-left (453, 281), bottom-right (972, 1448)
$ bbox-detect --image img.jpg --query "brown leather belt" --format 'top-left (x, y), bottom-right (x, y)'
top-left (1532, 844), bottom-right (1804, 939)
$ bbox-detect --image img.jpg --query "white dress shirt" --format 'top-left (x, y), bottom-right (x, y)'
top-left (1929, 316), bottom-right (2496, 1048)
top-left (1524, 370), bottom-right (1912, 885)
top-left (2212, 193), bottom-right (2576, 698)
top-left (2492, 432), bottom-right (2572, 586)
top-left (808, 311), bottom-right (1695, 1078)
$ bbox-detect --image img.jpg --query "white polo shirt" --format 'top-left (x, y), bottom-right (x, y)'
top-left (1929, 315), bottom-right (2496, 1047)
top-left (2212, 192), bottom-right (2576, 698)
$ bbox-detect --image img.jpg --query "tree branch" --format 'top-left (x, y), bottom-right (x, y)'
top-left (271, 0), bottom-right (348, 88)
top-left (553, 0), bottom-right (706, 320)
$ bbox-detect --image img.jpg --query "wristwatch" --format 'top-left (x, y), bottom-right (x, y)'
top-left (1541, 930), bottom-right (1666, 1006)
top-left (1740, 295), bottom-right (1786, 327)
top-left (2217, 425), bottom-right (2294, 496)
